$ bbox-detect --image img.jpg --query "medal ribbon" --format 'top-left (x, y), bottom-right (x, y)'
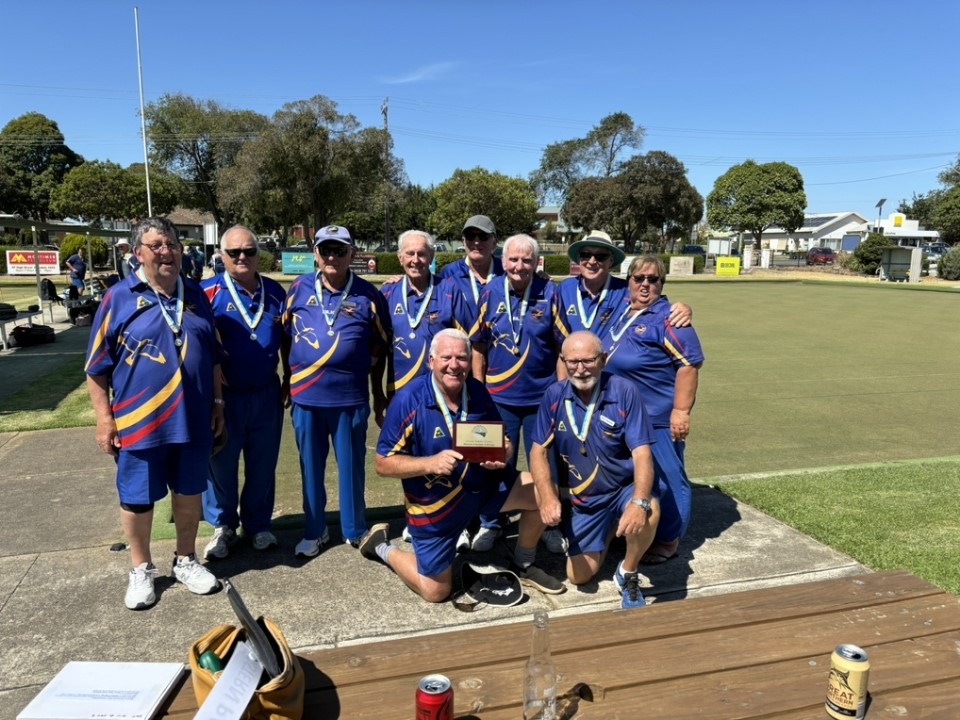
top-left (223, 272), bottom-right (265, 333)
top-left (577, 276), bottom-right (610, 329)
top-left (503, 275), bottom-right (532, 350)
top-left (431, 374), bottom-right (468, 438)
top-left (564, 380), bottom-right (601, 450)
top-left (136, 266), bottom-right (183, 339)
top-left (467, 258), bottom-right (494, 303)
top-left (401, 275), bottom-right (434, 333)
top-left (314, 272), bottom-right (354, 335)
top-left (608, 304), bottom-right (647, 343)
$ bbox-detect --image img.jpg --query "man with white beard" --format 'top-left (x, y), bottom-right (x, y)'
top-left (529, 331), bottom-right (660, 609)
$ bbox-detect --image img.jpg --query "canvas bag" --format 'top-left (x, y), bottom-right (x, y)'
top-left (189, 617), bottom-right (304, 719)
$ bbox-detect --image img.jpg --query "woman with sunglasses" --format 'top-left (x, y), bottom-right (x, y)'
top-left (602, 255), bottom-right (704, 566)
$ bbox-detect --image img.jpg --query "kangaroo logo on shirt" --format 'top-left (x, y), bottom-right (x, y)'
top-left (136, 297), bottom-right (153, 310)
top-left (226, 303), bottom-right (236, 312)
top-left (635, 325), bottom-right (647, 335)
top-left (394, 303), bottom-right (404, 315)
top-left (433, 427), bottom-right (445, 439)
top-left (306, 296), bottom-right (318, 306)
top-left (496, 302), bottom-right (506, 314)
top-left (557, 420), bottom-right (567, 432)
top-left (566, 305), bottom-right (577, 316)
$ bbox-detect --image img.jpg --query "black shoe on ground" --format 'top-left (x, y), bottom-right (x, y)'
top-left (510, 561), bottom-right (565, 595)
top-left (359, 522), bottom-right (390, 561)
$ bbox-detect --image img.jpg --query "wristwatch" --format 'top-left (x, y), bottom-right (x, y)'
top-left (630, 497), bottom-right (652, 513)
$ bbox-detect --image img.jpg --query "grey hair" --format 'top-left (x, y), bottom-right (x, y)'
top-left (502, 233), bottom-right (539, 264)
top-left (131, 217), bottom-right (179, 249)
top-left (219, 225), bottom-right (258, 251)
top-left (429, 328), bottom-right (471, 358)
top-left (397, 229), bottom-right (435, 255)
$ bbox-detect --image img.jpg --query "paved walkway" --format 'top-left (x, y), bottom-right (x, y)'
top-left (0, 315), bottom-right (867, 719)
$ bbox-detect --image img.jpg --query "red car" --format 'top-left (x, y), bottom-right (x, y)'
top-left (806, 247), bottom-right (837, 265)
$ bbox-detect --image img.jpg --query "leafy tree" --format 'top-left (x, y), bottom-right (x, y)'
top-left (848, 232), bottom-right (888, 276)
top-left (0, 112), bottom-right (83, 222)
top-left (931, 185), bottom-right (960, 244)
top-left (562, 151), bottom-right (702, 252)
top-left (897, 191), bottom-right (941, 231)
top-left (531, 112), bottom-right (645, 203)
top-left (618, 151), bottom-right (703, 248)
top-left (707, 160), bottom-right (806, 248)
top-left (428, 167), bottom-right (538, 240)
top-left (60, 233), bottom-right (111, 269)
top-left (938, 246), bottom-right (960, 281)
top-left (54, 161), bottom-right (182, 226)
top-left (218, 95), bottom-right (400, 236)
top-left (145, 93), bottom-right (269, 228)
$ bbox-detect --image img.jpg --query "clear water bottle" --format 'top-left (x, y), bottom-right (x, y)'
top-left (523, 610), bottom-right (557, 719)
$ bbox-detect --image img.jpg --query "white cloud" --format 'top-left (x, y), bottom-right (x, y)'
top-left (382, 62), bottom-right (456, 85)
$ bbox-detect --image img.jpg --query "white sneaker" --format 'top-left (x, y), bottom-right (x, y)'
top-left (471, 526), bottom-right (500, 552)
top-left (252, 531), bottom-right (278, 551)
top-left (295, 528), bottom-right (330, 558)
top-left (543, 528), bottom-right (569, 555)
top-left (401, 526), bottom-right (412, 543)
top-left (125, 562), bottom-right (158, 610)
top-left (456, 528), bottom-right (472, 553)
top-left (172, 554), bottom-right (220, 595)
top-left (203, 526), bottom-right (237, 560)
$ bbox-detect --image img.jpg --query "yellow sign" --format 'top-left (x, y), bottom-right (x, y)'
top-left (716, 256), bottom-right (741, 276)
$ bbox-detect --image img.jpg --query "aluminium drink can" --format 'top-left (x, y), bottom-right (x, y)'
top-left (825, 644), bottom-right (869, 719)
top-left (416, 673), bottom-right (454, 720)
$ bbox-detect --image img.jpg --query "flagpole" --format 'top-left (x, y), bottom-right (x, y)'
top-left (134, 6), bottom-right (153, 216)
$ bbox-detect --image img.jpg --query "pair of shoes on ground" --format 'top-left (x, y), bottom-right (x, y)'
top-left (295, 528), bottom-right (331, 558)
top-left (613, 561), bottom-right (646, 609)
top-left (125, 553), bottom-right (220, 610)
top-left (471, 526), bottom-right (499, 552)
top-left (204, 526), bottom-right (278, 560)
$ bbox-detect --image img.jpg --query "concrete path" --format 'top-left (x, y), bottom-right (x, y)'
top-left (0, 312), bottom-right (867, 719)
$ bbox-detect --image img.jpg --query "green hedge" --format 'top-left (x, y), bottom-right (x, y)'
top-left (544, 254), bottom-right (572, 275)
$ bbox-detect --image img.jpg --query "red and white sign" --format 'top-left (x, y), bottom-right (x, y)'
top-left (6, 250), bottom-right (61, 276)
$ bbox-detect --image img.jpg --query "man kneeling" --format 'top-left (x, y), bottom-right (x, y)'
top-left (530, 331), bottom-right (660, 608)
top-left (360, 329), bottom-right (564, 602)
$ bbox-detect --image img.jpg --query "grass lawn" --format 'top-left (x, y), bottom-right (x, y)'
top-left (4, 277), bottom-right (960, 591)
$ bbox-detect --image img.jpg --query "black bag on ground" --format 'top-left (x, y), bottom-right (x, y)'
top-left (0, 303), bottom-right (17, 321)
top-left (11, 324), bottom-right (56, 347)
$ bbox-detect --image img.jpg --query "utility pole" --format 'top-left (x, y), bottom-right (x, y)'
top-left (382, 97), bottom-right (390, 247)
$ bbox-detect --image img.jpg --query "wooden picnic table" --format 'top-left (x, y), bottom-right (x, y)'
top-left (163, 570), bottom-right (960, 718)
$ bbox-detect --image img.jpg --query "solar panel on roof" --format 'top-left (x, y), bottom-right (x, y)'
top-left (801, 215), bottom-right (838, 228)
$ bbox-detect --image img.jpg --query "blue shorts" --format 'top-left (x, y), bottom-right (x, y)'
top-left (564, 485), bottom-right (637, 557)
top-left (411, 468), bottom-right (518, 577)
top-left (115, 443), bottom-right (211, 504)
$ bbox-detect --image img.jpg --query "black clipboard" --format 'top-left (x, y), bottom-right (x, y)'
top-left (224, 577), bottom-right (282, 679)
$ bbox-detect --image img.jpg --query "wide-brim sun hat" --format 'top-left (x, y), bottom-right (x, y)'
top-left (567, 230), bottom-right (625, 266)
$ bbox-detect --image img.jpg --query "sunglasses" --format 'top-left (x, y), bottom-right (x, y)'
top-left (316, 244), bottom-right (351, 257)
top-left (224, 247), bottom-right (258, 259)
top-left (630, 274), bottom-right (662, 284)
top-left (579, 250), bottom-right (611, 262)
top-left (463, 231), bottom-right (492, 242)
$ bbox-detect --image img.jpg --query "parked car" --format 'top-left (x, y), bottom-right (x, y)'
top-left (924, 242), bottom-right (949, 261)
top-left (681, 245), bottom-right (706, 256)
top-left (806, 247), bottom-right (837, 265)
top-left (434, 243), bottom-right (448, 253)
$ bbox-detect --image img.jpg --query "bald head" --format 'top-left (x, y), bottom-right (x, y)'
top-left (562, 331), bottom-right (603, 358)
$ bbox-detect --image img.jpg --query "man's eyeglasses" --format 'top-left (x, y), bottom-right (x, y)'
top-left (224, 247), bottom-right (259, 259)
top-left (579, 250), bottom-right (611, 262)
top-left (316, 244), bottom-right (351, 258)
top-left (140, 242), bottom-right (182, 254)
top-left (630, 274), bottom-right (662, 285)
top-left (562, 354), bottom-right (602, 370)
top-left (463, 231), bottom-right (492, 242)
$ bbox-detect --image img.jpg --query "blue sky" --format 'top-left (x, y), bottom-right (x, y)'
top-left (3, 1), bottom-right (958, 225)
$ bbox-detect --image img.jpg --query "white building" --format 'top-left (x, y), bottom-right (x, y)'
top-left (849, 212), bottom-right (939, 248)
top-left (758, 212), bottom-right (868, 252)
